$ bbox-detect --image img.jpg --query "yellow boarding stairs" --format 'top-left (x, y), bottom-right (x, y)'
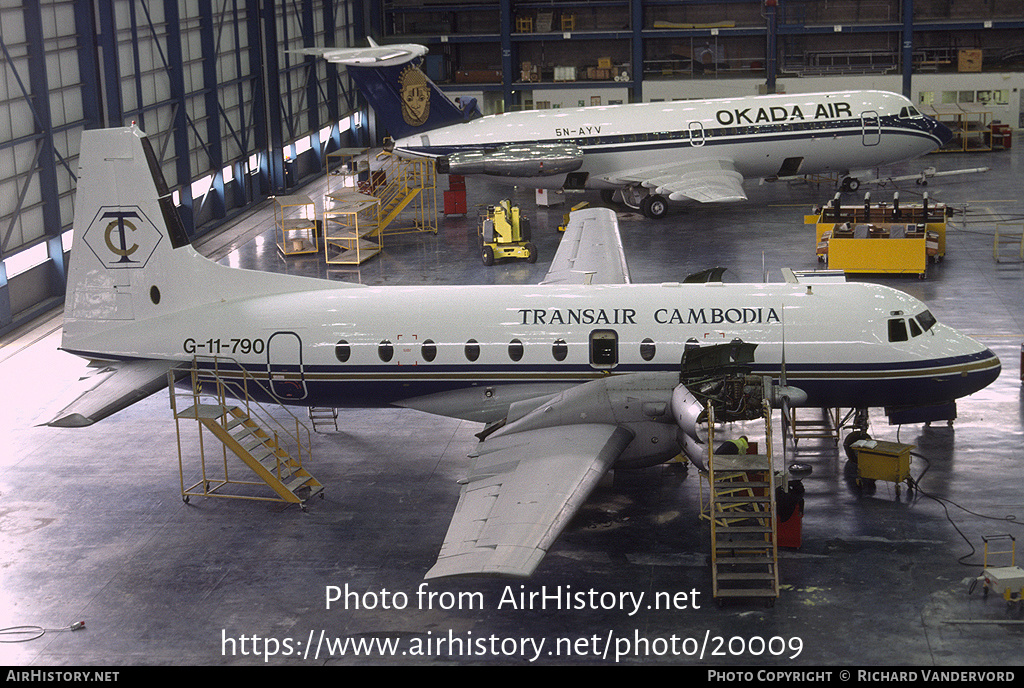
top-left (701, 400), bottom-right (780, 606)
top-left (322, 148), bottom-right (437, 265)
top-left (169, 356), bottom-right (323, 509)
top-left (372, 150), bottom-right (437, 238)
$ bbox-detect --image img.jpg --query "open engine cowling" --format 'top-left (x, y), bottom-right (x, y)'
top-left (437, 143), bottom-right (584, 177)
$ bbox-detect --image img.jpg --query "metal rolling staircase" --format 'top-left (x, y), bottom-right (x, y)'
top-left (705, 401), bottom-right (780, 606)
top-left (370, 150), bottom-right (438, 238)
top-left (170, 356), bottom-right (323, 508)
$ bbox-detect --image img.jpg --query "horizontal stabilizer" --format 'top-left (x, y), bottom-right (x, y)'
top-left (44, 359), bottom-right (179, 427)
top-left (288, 43), bottom-right (427, 67)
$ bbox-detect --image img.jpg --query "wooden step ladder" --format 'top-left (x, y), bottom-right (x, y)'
top-left (706, 402), bottom-right (780, 606)
top-left (170, 358), bottom-right (323, 509)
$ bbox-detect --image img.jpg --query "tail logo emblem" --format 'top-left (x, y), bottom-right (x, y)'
top-left (399, 65), bottom-right (430, 126)
top-left (83, 205), bottom-right (163, 269)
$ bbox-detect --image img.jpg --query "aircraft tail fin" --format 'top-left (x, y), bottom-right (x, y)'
top-left (61, 126), bottom-right (341, 360)
top-left (345, 59), bottom-right (480, 140)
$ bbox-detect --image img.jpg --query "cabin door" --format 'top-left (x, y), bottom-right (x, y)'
top-left (589, 329), bottom-right (619, 370)
top-left (266, 331), bottom-right (308, 401)
top-left (861, 111), bottom-right (881, 146)
top-left (688, 121), bottom-right (706, 147)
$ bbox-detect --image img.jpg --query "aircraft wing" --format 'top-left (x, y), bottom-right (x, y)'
top-left (607, 158), bottom-right (747, 203)
top-left (44, 358), bottom-right (179, 427)
top-left (425, 424), bottom-right (634, 579)
top-left (541, 206), bottom-right (630, 285)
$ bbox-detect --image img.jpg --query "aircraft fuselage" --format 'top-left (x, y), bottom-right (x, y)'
top-left (395, 90), bottom-right (950, 190)
top-left (65, 277), bottom-right (1000, 429)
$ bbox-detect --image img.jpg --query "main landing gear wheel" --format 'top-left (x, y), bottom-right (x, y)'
top-left (843, 429), bottom-right (871, 464)
top-left (641, 194), bottom-right (668, 219)
top-left (841, 176), bottom-right (860, 192)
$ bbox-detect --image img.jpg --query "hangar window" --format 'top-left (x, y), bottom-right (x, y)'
top-left (378, 340), bottom-right (394, 362)
top-left (335, 340), bottom-right (351, 363)
top-left (888, 319), bottom-right (908, 343)
top-left (422, 339), bottom-right (437, 362)
top-left (640, 338), bottom-right (656, 361)
top-left (508, 339), bottom-right (524, 362)
top-left (552, 339), bottom-right (568, 361)
top-left (465, 339), bottom-right (480, 362)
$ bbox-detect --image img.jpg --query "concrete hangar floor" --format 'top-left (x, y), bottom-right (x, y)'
top-left (1, 145), bottom-right (1022, 667)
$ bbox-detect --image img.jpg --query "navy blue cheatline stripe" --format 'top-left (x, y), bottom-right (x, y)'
top-left (193, 349), bottom-right (997, 382)
top-left (402, 117), bottom-right (943, 157)
top-left (62, 347), bottom-right (995, 381)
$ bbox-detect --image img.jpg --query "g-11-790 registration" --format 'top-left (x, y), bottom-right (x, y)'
top-left (183, 337), bottom-right (265, 355)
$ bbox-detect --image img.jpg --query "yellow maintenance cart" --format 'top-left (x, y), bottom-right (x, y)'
top-left (807, 192), bottom-right (948, 278)
top-left (850, 439), bottom-right (915, 497)
top-left (969, 535), bottom-right (1024, 614)
top-left (480, 200), bottom-right (537, 265)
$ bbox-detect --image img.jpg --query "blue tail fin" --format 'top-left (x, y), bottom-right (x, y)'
top-left (346, 61), bottom-right (480, 139)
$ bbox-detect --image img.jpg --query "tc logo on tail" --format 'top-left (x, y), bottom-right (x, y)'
top-left (83, 205), bottom-right (163, 269)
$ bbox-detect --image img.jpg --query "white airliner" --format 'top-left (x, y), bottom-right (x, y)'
top-left (53, 127), bottom-right (999, 578)
top-left (298, 41), bottom-right (953, 218)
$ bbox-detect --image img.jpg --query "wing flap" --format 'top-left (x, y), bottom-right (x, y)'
top-left (541, 207), bottom-right (630, 285)
top-left (44, 358), bottom-right (178, 427)
top-left (611, 159), bottom-right (747, 204)
top-left (426, 424), bottom-right (634, 579)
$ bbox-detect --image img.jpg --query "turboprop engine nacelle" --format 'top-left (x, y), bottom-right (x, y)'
top-left (438, 143), bottom-right (584, 177)
top-left (764, 380), bottom-right (808, 408)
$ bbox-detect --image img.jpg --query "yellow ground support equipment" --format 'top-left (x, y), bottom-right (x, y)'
top-left (558, 202), bottom-right (590, 232)
top-left (969, 535), bottom-right (1024, 613)
top-left (850, 439), bottom-right (915, 497)
top-left (808, 192), bottom-right (947, 278)
top-left (480, 199), bottom-right (537, 265)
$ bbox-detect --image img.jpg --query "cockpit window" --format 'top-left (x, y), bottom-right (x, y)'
top-left (909, 318), bottom-right (922, 338)
top-left (916, 309), bottom-right (936, 331)
top-left (888, 318), bottom-right (908, 342)
top-left (899, 106), bottom-right (922, 119)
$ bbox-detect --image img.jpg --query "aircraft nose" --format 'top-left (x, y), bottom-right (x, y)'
top-left (969, 347), bottom-right (1002, 394)
top-left (930, 117), bottom-right (953, 147)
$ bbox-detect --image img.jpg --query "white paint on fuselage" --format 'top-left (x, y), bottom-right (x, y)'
top-left (71, 277), bottom-right (991, 414)
top-left (395, 90), bottom-right (941, 191)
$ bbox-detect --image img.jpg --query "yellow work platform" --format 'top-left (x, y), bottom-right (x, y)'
top-left (807, 194), bottom-right (947, 277)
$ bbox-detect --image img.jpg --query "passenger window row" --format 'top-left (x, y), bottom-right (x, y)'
top-left (333, 337), bottom-right (661, 363)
